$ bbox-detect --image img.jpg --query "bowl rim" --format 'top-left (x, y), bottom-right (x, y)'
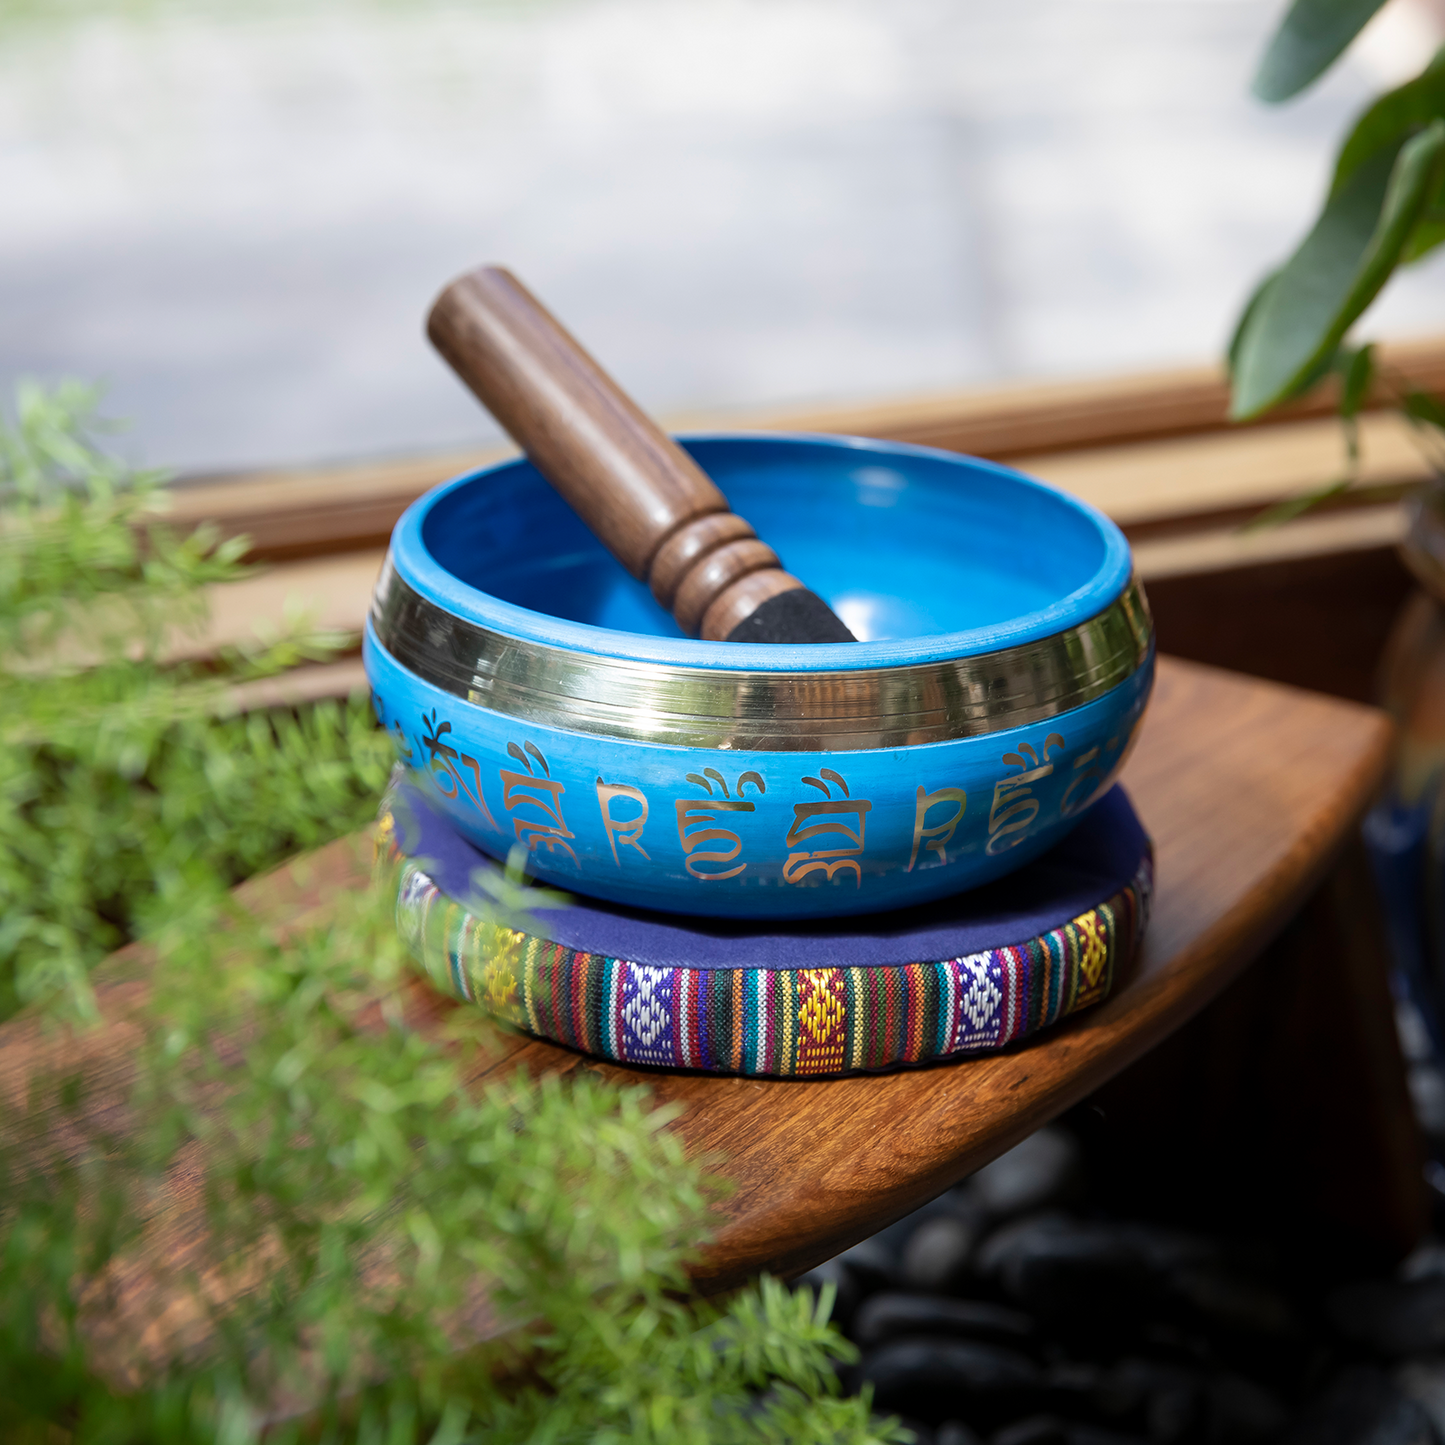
top-left (364, 590), bottom-right (1152, 750)
top-left (385, 431), bottom-right (1134, 674)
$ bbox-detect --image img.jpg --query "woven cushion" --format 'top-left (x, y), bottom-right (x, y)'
top-left (378, 777), bottom-right (1152, 1077)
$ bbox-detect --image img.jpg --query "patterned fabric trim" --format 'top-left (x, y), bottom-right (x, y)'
top-left (378, 820), bottom-right (1152, 1077)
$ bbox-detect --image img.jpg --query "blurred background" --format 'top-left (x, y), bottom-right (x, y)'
top-left (7, 0), bottom-right (1445, 477)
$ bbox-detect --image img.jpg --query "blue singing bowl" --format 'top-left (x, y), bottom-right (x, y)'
top-left (365, 434), bottom-right (1154, 920)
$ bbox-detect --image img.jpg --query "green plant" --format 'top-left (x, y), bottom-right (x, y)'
top-left (0, 379), bottom-right (393, 1023)
top-left (0, 384), bottom-right (901, 1444)
top-left (1230, 0), bottom-right (1445, 478)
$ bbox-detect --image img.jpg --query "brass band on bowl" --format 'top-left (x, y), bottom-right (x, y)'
top-left (370, 560), bottom-right (1153, 752)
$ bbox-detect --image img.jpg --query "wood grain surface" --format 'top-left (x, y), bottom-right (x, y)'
top-left (0, 656), bottom-right (1396, 1374)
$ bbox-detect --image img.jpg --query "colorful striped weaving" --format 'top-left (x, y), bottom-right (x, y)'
top-left (380, 831), bottom-right (1152, 1077)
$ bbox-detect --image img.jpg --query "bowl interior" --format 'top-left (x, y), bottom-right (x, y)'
top-left (420, 435), bottom-right (1112, 643)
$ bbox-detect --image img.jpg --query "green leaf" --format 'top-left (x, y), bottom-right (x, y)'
top-left (1230, 119), bottom-right (1445, 419)
top-left (1227, 270), bottom-right (1277, 379)
top-left (1332, 45), bottom-right (1445, 195)
top-left (1339, 342), bottom-right (1376, 419)
top-left (1403, 214), bottom-right (1445, 262)
top-left (1252, 0), bottom-right (1389, 103)
top-left (1405, 387), bottom-right (1445, 430)
top-left (1245, 477), bottom-right (1353, 530)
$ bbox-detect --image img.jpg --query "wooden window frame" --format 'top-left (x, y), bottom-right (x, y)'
top-left (178, 334), bottom-right (1445, 709)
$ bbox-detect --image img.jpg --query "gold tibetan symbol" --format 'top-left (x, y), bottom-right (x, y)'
top-left (596, 778), bottom-right (650, 865)
top-left (1061, 746), bottom-right (1104, 817)
top-left (783, 770), bottom-right (872, 887)
top-left (674, 769), bottom-right (766, 880)
top-left (420, 707), bottom-right (499, 829)
top-left (908, 785), bottom-right (968, 871)
top-left (1061, 716), bottom-right (1145, 817)
top-left (500, 741), bottom-right (578, 866)
top-left (987, 733), bottom-right (1064, 855)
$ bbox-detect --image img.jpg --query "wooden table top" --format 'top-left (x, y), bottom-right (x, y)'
top-left (0, 655), bottom-right (1394, 1361)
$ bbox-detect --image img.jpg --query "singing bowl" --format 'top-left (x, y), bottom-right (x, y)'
top-left (365, 434), bottom-right (1154, 920)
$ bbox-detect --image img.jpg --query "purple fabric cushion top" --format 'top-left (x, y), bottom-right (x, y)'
top-left (388, 779), bottom-right (1148, 972)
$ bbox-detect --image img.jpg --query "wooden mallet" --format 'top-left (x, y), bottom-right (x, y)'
top-left (427, 266), bottom-right (857, 645)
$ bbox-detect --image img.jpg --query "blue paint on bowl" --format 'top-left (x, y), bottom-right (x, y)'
top-left (392, 433), bottom-right (1133, 667)
top-left (367, 434), bottom-right (1153, 919)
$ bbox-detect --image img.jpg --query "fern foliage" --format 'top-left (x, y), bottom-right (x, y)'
top-left (0, 385), bottom-right (903, 1445)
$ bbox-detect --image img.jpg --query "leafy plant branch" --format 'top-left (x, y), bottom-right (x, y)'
top-left (0, 384), bottom-right (901, 1443)
top-left (1230, 0), bottom-right (1445, 484)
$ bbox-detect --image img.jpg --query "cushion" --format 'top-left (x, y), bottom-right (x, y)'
top-left (377, 776), bottom-right (1152, 1077)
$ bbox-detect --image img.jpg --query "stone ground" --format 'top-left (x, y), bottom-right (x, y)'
top-left (8, 0), bottom-right (1445, 477)
top-left (808, 1121), bottom-right (1445, 1444)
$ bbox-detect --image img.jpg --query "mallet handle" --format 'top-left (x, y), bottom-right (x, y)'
top-left (427, 266), bottom-right (817, 641)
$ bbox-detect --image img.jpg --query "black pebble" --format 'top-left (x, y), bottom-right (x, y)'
top-left (840, 1236), bottom-right (903, 1297)
top-left (938, 1423), bottom-right (986, 1445)
top-left (976, 1217), bottom-right (1290, 1353)
top-left (990, 1421), bottom-right (1149, 1445)
top-left (993, 1416), bottom-right (1069, 1445)
top-left (969, 1128), bottom-right (1085, 1220)
top-left (903, 1215), bottom-right (981, 1294)
top-left (854, 1293), bottom-right (1039, 1352)
top-left (1166, 1263), bottom-right (1295, 1340)
top-left (1277, 1367), bottom-right (1433, 1445)
top-left (1098, 1358), bottom-right (1201, 1433)
top-left (975, 1218), bottom-right (1162, 1337)
top-left (859, 1337), bottom-right (1044, 1426)
top-left (1206, 1372), bottom-right (1291, 1445)
top-left (1042, 1357), bottom-right (1201, 1438)
top-left (1327, 1278), bottom-right (1445, 1358)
